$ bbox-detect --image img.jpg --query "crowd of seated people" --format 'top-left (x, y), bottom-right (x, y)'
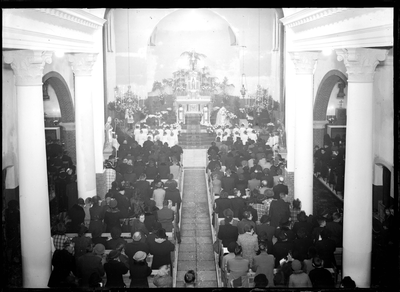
top-left (206, 138), bottom-right (349, 288)
top-left (47, 127), bottom-right (184, 288)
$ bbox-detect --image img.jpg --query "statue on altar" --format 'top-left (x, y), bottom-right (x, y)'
top-left (180, 50), bottom-right (206, 71)
top-left (214, 106), bottom-right (230, 127)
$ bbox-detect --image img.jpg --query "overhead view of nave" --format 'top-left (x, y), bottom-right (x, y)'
top-left (2, 7), bottom-right (397, 290)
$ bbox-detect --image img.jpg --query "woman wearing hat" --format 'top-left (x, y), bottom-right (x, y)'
top-left (153, 264), bottom-right (173, 288)
top-left (129, 251), bottom-right (152, 288)
top-left (104, 249), bottom-right (128, 288)
top-left (288, 259), bottom-right (312, 288)
top-left (104, 199), bottom-right (123, 233)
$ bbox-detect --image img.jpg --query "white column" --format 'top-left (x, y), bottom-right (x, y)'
top-left (336, 48), bottom-right (388, 288)
top-left (3, 50), bottom-right (53, 288)
top-left (68, 53), bottom-right (98, 201)
top-left (290, 51), bottom-right (319, 215)
top-left (284, 50), bottom-right (296, 172)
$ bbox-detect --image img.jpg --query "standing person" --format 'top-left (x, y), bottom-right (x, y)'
top-left (226, 245), bottom-right (250, 284)
top-left (83, 197), bottom-right (92, 229)
top-left (48, 241), bottom-right (77, 288)
top-left (71, 225), bottom-right (92, 264)
top-left (76, 243), bottom-right (106, 288)
top-left (288, 259), bottom-right (312, 288)
top-left (66, 174), bottom-right (78, 211)
top-left (134, 174), bottom-right (151, 202)
top-left (88, 196), bottom-right (104, 236)
top-left (52, 222), bottom-right (72, 251)
top-left (67, 198), bottom-right (85, 233)
top-left (104, 249), bottom-right (129, 288)
top-left (129, 251), bottom-right (152, 288)
top-left (272, 177), bottom-right (288, 199)
top-left (251, 242), bottom-right (275, 287)
top-left (165, 184), bottom-right (182, 214)
top-left (104, 160), bottom-right (116, 193)
top-left (269, 192), bottom-right (291, 228)
top-left (148, 229), bottom-right (175, 270)
top-left (237, 224), bottom-right (259, 265)
top-left (157, 200), bottom-right (175, 232)
top-left (104, 199), bottom-right (123, 233)
top-left (152, 181), bottom-right (166, 209)
top-left (308, 257), bottom-right (335, 289)
top-left (255, 215), bottom-right (276, 252)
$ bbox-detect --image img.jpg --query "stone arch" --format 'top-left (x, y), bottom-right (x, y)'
top-left (43, 71), bottom-right (74, 123)
top-left (43, 71), bottom-right (76, 164)
top-left (313, 70), bottom-right (347, 121)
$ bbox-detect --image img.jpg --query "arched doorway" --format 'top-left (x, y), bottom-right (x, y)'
top-left (42, 71), bottom-right (76, 164)
top-left (373, 158), bottom-right (394, 220)
top-left (313, 69), bottom-right (348, 147)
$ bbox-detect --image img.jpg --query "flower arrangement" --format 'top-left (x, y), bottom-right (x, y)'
top-left (108, 86), bottom-right (144, 118)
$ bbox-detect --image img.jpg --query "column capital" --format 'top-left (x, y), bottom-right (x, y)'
top-left (3, 50), bottom-right (52, 86)
top-left (289, 51), bottom-right (320, 74)
top-left (68, 53), bottom-right (98, 76)
top-left (336, 48), bottom-right (388, 83)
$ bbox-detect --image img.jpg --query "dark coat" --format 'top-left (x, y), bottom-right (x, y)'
top-left (269, 199), bottom-right (290, 227)
top-left (230, 197), bottom-right (246, 218)
top-left (48, 249), bottom-right (77, 288)
top-left (148, 239), bottom-right (175, 269)
top-left (309, 267), bottom-right (335, 288)
top-left (315, 238), bottom-right (337, 268)
top-left (218, 223), bottom-right (239, 247)
top-left (272, 184), bottom-right (289, 199)
top-left (104, 259), bottom-right (128, 288)
top-left (157, 207), bottom-right (175, 232)
top-left (214, 197), bottom-right (232, 218)
top-left (68, 204), bottom-right (85, 233)
top-left (165, 187), bottom-right (182, 210)
top-left (292, 237), bottom-right (314, 261)
top-left (134, 180), bottom-right (151, 200)
top-left (125, 241), bottom-right (150, 268)
top-left (76, 253), bottom-right (105, 287)
top-left (129, 261), bottom-right (152, 288)
top-left (272, 241), bottom-right (294, 268)
top-left (104, 209), bottom-right (123, 233)
top-left (221, 176), bottom-right (236, 195)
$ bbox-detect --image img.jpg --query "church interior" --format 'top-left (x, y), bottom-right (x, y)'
top-left (2, 8), bottom-right (398, 290)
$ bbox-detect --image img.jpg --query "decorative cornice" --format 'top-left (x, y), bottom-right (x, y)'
top-left (289, 51), bottom-right (320, 75)
top-left (35, 9), bottom-right (106, 30)
top-left (280, 8), bottom-right (349, 28)
top-left (336, 48), bottom-right (388, 83)
top-left (68, 53), bottom-right (98, 76)
top-left (3, 50), bottom-right (52, 86)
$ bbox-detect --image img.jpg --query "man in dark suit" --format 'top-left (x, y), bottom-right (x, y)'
top-left (157, 200), bottom-right (175, 232)
top-left (134, 173), bottom-right (151, 201)
top-left (217, 216), bottom-right (239, 247)
top-left (315, 229), bottom-right (337, 268)
top-left (269, 192), bottom-right (290, 228)
top-left (221, 169), bottom-right (236, 196)
top-left (272, 176), bottom-right (289, 199)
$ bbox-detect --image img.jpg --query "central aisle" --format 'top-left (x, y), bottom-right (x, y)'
top-left (176, 149), bottom-right (218, 287)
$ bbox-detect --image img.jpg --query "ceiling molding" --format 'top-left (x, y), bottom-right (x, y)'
top-left (35, 8), bottom-right (106, 30)
top-left (280, 8), bottom-right (348, 28)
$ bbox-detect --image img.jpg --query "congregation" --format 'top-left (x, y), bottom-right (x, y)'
top-left (46, 123), bottom-right (185, 288)
top-left (205, 134), bottom-right (346, 288)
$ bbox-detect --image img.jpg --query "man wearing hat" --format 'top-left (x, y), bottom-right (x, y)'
top-left (104, 249), bottom-right (128, 288)
top-left (272, 176), bottom-right (288, 199)
top-left (76, 243), bottom-right (106, 287)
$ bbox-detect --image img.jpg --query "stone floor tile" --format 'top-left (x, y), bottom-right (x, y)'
top-left (180, 229), bottom-right (195, 237)
top-left (177, 260), bottom-right (197, 271)
top-left (197, 260), bottom-right (216, 271)
top-left (196, 229), bottom-right (212, 236)
top-left (178, 251), bottom-right (196, 261)
top-left (193, 223), bottom-right (210, 230)
top-left (179, 243), bottom-right (196, 252)
top-left (176, 281), bottom-right (185, 287)
top-left (197, 281), bottom-right (218, 287)
top-left (180, 237), bottom-right (196, 244)
top-left (180, 223), bottom-right (197, 230)
top-left (196, 237), bottom-right (213, 244)
top-left (196, 251), bottom-right (215, 261)
top-left (196, 271), bottom-right (217, 281)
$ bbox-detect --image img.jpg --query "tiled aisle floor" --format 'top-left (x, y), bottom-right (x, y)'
top-left (175, 168), bottom-right (218, 288)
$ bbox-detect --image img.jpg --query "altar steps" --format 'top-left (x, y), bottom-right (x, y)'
top-left (179, 132), bottom-right (215, 149)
